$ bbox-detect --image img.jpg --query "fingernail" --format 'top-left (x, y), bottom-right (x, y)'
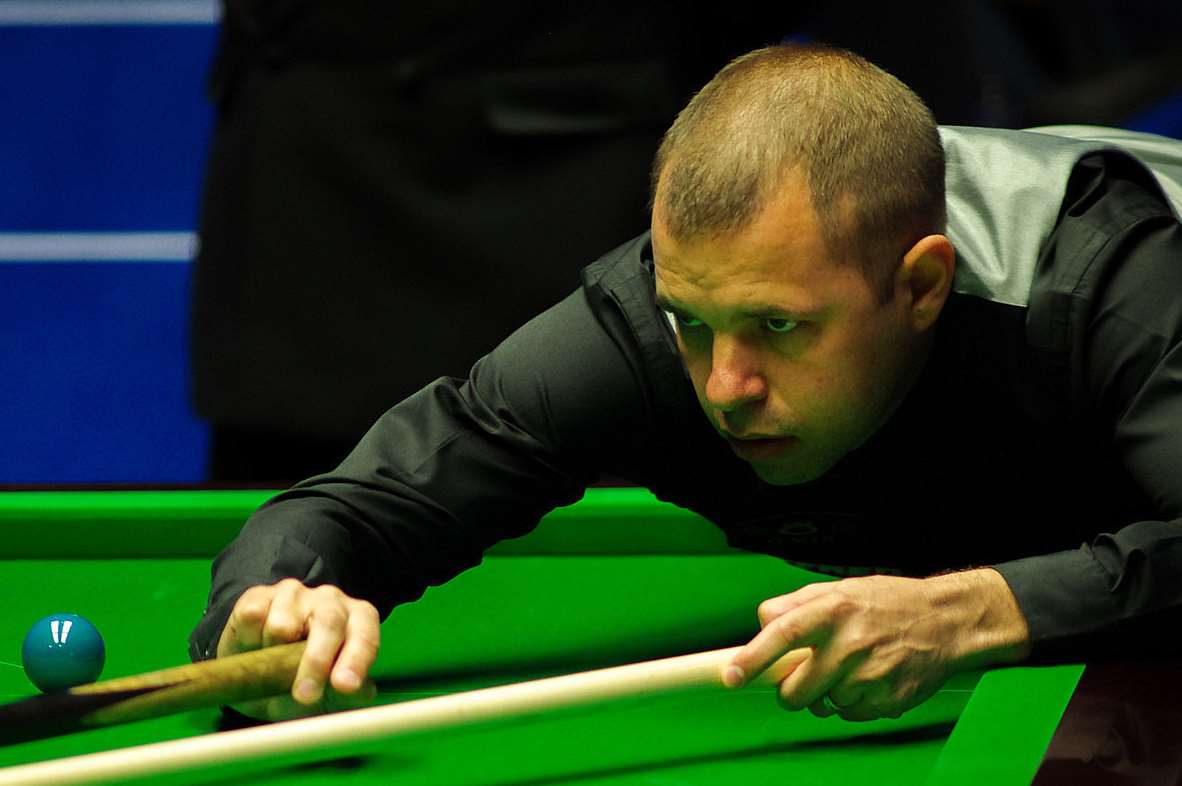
top-left (336, 669), bottom-right (361, 691)
top-left (295, 678), bottom-right (321, 703)
top-left (723, 665), bottom-right (746, 688)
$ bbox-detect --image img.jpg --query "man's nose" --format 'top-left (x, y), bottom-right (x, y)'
top-left (704, 335), bottom-right (767, 411)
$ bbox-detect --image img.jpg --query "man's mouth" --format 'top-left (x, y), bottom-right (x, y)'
top-left (723, 433), bottom-right (800, 462)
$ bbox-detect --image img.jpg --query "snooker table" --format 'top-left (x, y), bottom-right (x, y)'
top-left (0, 488), bottom-right (1136, 785)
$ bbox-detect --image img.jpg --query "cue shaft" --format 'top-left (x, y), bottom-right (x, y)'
top-left (0, 645), bottom-right (810, 786)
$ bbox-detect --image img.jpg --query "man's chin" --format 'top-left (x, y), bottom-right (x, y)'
top-left (749, 457), bottom-right (831, 486)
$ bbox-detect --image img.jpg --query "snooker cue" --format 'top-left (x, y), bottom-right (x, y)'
top-left (0, 645), bottom-right (811, 786)
top-left (0, 642), bottom-right (306, 744)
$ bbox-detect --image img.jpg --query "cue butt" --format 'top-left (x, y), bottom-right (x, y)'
top-left (0, 641), bottom-right (306, 745)
top-left (75, 641), bottom-right (308, 725)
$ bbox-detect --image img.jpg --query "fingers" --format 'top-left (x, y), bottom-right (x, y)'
top-left (331, 600), bottom-right (381, 695)
top-left (729, 578), bottom-right (953, 722)
top-left (726, 595), bottom-right (831, 688)
top-left (802, 680), bottom-right (907, 722)
top-left (756, 583), bottom-right (834, 627)
top-left (292, 600), bottom-right (346, 704)
top-left (772, 640), bottom-right (861, 711)
top-left (777, 644), bottom-right (938, 721)
top-left (217, 584), bottom-right (276, 657)
top-left (217, 579), bottom-right (382, 720)
top-left (217, 578), bottom-right (309, 658)
top-left (293, 591), bottom-right (381, 704)
top-left (781, 657), bottom-right (864, 718)
top-left (808, 696), bottom-right (838, 718)
top-left (263, 579), bottom-right (309, 648)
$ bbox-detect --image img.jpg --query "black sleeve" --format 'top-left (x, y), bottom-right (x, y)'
top-left (993, 157), bottom-right (1182, 660)
top-left (188, 283), bottom-right (654, 661)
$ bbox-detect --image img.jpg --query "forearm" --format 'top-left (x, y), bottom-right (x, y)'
top-left (187, 381), bottom-right (590, 663)
top-left (188, 285), bottom-right (657, 664)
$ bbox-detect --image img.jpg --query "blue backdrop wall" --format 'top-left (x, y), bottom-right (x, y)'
top-left (0, 1), bottom-right (217, 483)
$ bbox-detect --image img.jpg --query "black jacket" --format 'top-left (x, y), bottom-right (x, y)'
top-left (191, 130), bottom-right (1182, 664)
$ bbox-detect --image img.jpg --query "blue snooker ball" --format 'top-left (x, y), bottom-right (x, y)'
top-left (21, 613), bottom-right (105, 693)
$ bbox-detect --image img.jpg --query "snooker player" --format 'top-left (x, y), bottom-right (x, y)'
top-left (190, 44), bottom-right (1182, 723)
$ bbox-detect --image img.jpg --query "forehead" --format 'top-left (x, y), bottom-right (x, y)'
top-left (652, 176), bottom-right (863, 313)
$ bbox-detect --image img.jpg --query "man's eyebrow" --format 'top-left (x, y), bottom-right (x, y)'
top-left (741, 302), bottom-right (818, 318)
top-left (655, 292), bottom-right (820, 319)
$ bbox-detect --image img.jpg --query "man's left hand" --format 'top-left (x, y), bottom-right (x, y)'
top-left (723, 568), bottom-right (1030, 721)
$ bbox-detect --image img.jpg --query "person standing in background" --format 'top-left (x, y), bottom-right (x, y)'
top-left (190, 2), bottom-right (789, 482)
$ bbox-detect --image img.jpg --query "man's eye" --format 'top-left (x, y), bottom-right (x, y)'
top-left (764, 317), bottom-right (798, 334)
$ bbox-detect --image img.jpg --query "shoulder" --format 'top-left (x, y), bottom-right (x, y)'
top-left (1026, 153), bottom-right (1182, 422)
top-left (1032, 151), bottom-right (1180, 335)
top-left (940, 125), bottom-right (1182, 308)
top-left (579, 232), bottom-right (690, 411)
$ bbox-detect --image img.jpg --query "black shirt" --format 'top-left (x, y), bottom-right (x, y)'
top-left (191, 149), bottom-right (1182, 665)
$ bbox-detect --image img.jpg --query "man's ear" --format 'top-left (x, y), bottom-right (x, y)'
top-left (897, 235), bottom-right (955, 331)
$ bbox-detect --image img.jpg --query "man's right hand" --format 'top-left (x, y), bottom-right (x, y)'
top-left (217, 578), bottom-right (382, 721)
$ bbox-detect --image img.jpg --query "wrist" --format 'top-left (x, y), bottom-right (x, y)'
top-left (928, 568), bottom-right (1031, 669)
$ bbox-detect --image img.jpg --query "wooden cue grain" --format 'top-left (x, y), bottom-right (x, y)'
top-left (72, 641), bottom-right (307, 727)
top-left (0, 645), bottom-right (810, 786)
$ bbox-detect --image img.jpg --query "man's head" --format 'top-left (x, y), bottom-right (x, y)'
top-left (651, 44), bottom-right (955, 485)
